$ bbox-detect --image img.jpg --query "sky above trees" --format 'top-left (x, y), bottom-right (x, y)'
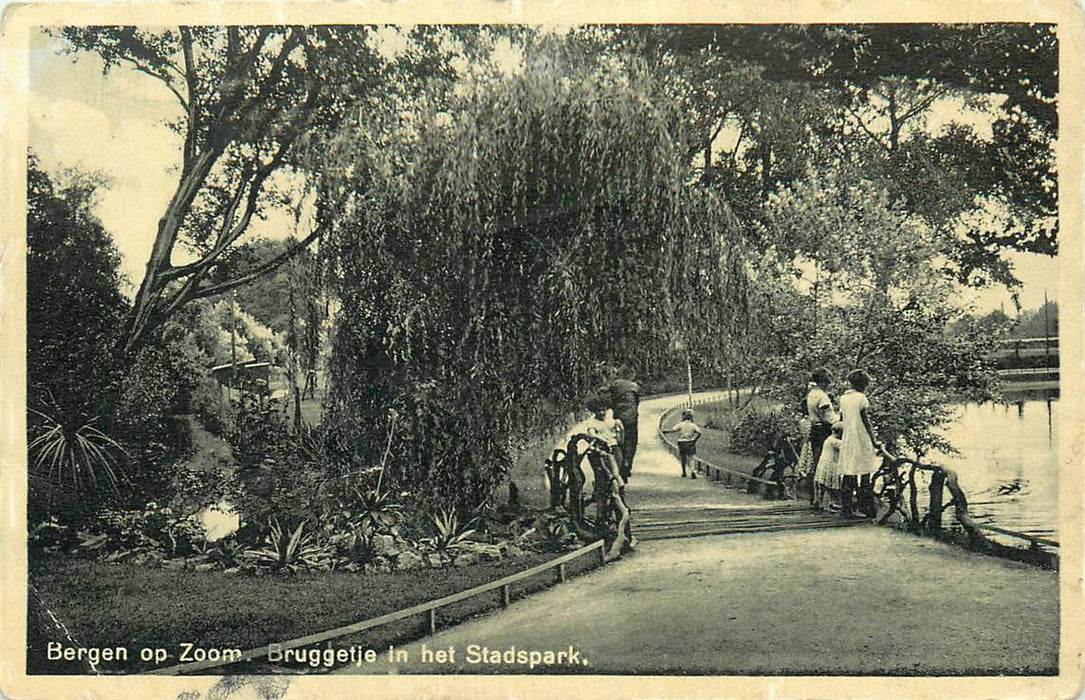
top-left (28, 26), bottom-right (1059, 314)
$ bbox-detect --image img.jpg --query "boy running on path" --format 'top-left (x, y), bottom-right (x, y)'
top-left (664, 408), bottom-right (702, 478)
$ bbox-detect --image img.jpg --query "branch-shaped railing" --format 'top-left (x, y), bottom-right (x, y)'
top-left (873, 445), bottom-right (1059, 559)
top-left (872, 445), bottom-right (987, 545)
top-left (544, 433), bottom-right (632, 561)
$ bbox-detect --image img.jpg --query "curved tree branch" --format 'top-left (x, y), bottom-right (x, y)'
top-left (190, 225), bottom-right (325, 301)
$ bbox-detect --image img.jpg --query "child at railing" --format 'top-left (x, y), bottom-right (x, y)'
top-left (663, 408), bottom-right (702, 478)
top-left (584, 400), bottom-right (619, 450)
top-left (813, 421), bottom-right (844, 511)
top-left (583, 397), bottom-right (626, 489)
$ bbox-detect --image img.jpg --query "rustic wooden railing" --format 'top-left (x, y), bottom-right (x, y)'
top-left (871, 446), bottom-right (986, 543)
top-left (544, 433), bottom-right (632, 560)
top-left (145, 539), bottom-right (606, 676)
top-left (871, 445), bottom-right (1058, 565)
top-left (974, 523), bottom-right (1059, 550)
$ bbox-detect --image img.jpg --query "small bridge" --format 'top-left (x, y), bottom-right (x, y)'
top-left (633, 502), bottom-right (866, 540)
top-left (626, 393), bottom-right (1057, 565)
top-left (991, 335), bottom-right (1059, 383)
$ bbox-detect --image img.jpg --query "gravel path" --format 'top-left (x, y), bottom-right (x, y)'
top-left (337, 527), bottom-right (1056, 675)
top-left (336, 392), bottom-right (1058, 676)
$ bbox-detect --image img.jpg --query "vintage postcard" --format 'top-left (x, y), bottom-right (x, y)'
top-left (1, 1), bottom-right (1083, 699)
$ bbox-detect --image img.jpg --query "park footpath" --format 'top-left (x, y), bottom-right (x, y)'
top-left (338, 394), bottom-right (1059, 676)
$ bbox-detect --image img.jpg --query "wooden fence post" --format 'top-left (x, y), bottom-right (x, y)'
top-left (943, 468), bottom-right (987, 547)
top-left (927, 469), bottom-right (946, 534)
top-left (907, 464), bottom-right (920, 530)
top-left (566, 439), bottom-right (586, 525)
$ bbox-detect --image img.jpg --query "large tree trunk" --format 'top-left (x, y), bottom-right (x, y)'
top-left (120, 148), bottom-right (222, 359)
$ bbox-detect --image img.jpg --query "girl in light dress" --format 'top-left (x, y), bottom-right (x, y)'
top-left (802, 369), bottom-right (839, 505)
top-left (837, 369), bottom-right (884, 518)
top-left (796, 413), bottom-right (813, 484)
top-left (813, 421), bottom-right (844, 511)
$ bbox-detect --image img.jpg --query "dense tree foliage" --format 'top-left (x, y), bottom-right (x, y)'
top-left (746, 170), bottom-right (1002, 455)
top-left (36, 23), bottom-right (1058, 518)
top-left (27, 155), bottom-right (127, 424)
top-left (623, 24), bottom-right (1056, 285)
top-left (320, 54), bottom-right (748, 512)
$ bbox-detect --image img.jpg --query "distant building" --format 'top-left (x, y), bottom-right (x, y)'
top-left (209, 361), bottom-right (289, 403)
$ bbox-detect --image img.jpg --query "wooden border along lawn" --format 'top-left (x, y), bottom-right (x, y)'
top-left (27, 543), bottom-right (604, 675)
top-left (146, 540), bottom-right (605, 675)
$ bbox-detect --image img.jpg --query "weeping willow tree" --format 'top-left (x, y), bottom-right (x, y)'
top-left (319, 53), bottom-right (750, 513)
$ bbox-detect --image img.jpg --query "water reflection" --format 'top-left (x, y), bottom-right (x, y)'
top-left (931, 398), bottom-right (1059, 542)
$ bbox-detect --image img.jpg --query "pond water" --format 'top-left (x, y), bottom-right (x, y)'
top-left (931, 398), bottom-right (1059, 545)
top-left (199, 500), bottom-right (240, 542)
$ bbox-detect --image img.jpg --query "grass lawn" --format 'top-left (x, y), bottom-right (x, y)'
top-left (28, 550), bottom-right (599, 674)
top-left (506, 424), bottom-right (579, 511)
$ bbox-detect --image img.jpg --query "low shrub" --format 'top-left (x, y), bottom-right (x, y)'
top-left (94, 502), bottom-right (207, 559)
top-left (727, 408), bottom-right (802, 456)
top-left (325, 522), bottom-right (380, 567)
top-left (243, 518), bottom-right (334, 574)
top-left (423, 509), bottom-right (477, 559)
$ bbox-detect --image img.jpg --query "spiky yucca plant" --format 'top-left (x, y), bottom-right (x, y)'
top-left (245, 519), bottom-right (332, 574)
top-left (28, 407), bottom-right (126, 493)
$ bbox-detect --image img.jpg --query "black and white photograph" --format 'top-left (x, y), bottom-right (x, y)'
top-left (2, 3), bottom-right (1083, 699)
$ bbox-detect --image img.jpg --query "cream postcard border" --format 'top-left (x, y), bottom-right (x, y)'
top-left (1, 2), bottom-right (1082, 698)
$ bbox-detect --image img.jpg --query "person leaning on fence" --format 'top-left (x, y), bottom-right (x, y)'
top-left (664, 408), bottom-right (702, 479)
top-left (584, 397), bottom-right (625, 483)
top-left (804, 368), bottom-right (839, 505)
top-left (837, 369), bottom-right (884, 519)
top-left (603, 407), bottom-right (625, 482)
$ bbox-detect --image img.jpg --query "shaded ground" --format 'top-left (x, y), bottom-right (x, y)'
top-left (28, 552), bottom-right (564, 674)
top-left (337, 527), bottom-right (1058, 676)
top-left (337, 391), bottom-right (1059, 676)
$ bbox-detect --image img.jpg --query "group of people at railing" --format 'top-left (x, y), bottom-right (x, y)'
top-left (799, 368), bottom-right (886, 519)
top-left (542, 365), bottom-right (993, 557)
top-left (544, 377), bottom-right (641, 559)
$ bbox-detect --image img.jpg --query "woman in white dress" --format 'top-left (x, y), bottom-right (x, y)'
top-left (837, 369), bottom-right (884, 518)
